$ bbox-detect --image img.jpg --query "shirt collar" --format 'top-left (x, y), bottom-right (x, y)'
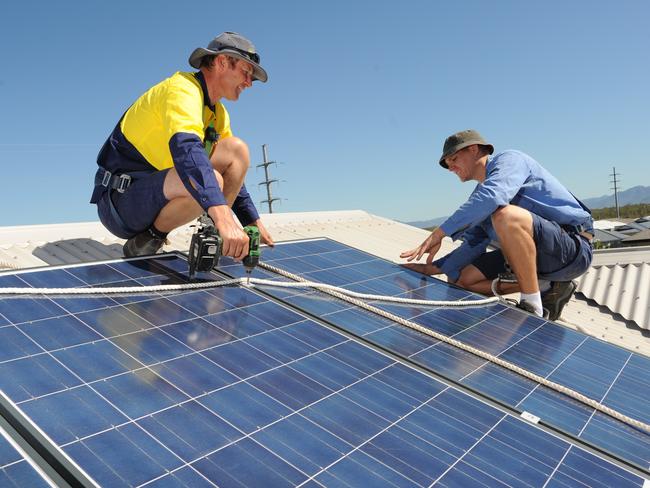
top-left (194, 71), bottom-right (215, 112)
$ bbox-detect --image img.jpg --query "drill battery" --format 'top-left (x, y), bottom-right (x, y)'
top-left (188, 215), bottom-right (223, 278)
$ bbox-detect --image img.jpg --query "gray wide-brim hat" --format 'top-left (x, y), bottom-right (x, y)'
top-left (189, 31), bottom-right (268, 83)
top-left (439, 129), bottom-right (494, 168)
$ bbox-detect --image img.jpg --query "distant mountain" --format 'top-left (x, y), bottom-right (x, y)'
top-left (406, 216), bottom-right (447, 229)
top-left (582, 185), bottom-right (650, 210)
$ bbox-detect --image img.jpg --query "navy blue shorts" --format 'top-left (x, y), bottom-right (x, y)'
top-left (472, 213), bottom-right (593, 282)
top-left (96, 170), bottom-right (170, 239)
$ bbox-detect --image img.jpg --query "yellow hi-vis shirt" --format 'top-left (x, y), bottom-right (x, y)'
top-left (121, 71), bottom-right (232, 171)
top-left (94, 71), bottom-right (259, 224)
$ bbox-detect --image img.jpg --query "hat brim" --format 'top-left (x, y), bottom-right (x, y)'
top-left (439, 142), bottom-right (494, 169)
top-left (189, 47), bottom-right (268, 83)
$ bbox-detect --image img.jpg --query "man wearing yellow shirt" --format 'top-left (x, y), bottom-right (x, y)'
top-left (91, 32), bottom-right (274, 259)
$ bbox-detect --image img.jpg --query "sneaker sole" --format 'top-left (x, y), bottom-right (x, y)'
top-left (546, 281), bottom-right (577, 321)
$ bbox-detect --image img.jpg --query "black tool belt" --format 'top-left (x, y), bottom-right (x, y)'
top-left (90, 167), bottom-right (150, 236)
top-left (95, 167), bottom-right (133, 193)
top-left (562, 223), bottom-right (594, 242)
top-left (90, 167), bottom-right (154, 205)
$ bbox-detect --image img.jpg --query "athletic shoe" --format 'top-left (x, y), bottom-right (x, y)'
top-left (497, 271), bottom-right (518, 284)
top-left (541, 281), bottom-right (577, 321)
top-left (516, 300), bottom-right (549, 319)
top-left (123, 230), bottom-right (166, 257)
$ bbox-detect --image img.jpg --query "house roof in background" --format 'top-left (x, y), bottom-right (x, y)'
top-left (623, 228), bottom-right (650, 242)
top-left (594, 219), bottom-right (626, 230)
top-left (594, 228), bottom-right (628, 243)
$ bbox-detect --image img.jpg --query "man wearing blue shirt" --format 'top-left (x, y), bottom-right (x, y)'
top-left (401, 129), bottom-right (593, 320)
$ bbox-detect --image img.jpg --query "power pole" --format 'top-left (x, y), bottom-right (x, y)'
top-left (610, 167), bottom-right (622, 219)
top-left (257, 144), bottom-right (281, 213)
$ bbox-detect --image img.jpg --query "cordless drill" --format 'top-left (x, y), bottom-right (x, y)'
top-left (188, 215), bottom-right (261, 280)
top-left (242, 225), bottom-right (260, 278)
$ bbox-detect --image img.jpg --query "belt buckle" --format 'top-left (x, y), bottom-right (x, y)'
top-left (101, 170), bottom-right (112, 187)
top-left (116, 174), bottom-right (132, 193)
top-left (579, 231), bottom-right (594, 242)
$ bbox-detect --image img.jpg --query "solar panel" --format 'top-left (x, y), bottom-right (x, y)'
top-left (220, 238), bottom-right (650, 472)
top-left (0, 251), bottom-right (646, 486)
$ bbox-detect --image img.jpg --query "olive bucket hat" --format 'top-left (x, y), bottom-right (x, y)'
top-left (439, 129), bottom-right (494, 168)
top-left (189, 31), bottom-right (268, 82)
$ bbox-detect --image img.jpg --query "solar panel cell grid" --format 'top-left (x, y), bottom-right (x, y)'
top-left (0, 248), bottom-right (646, 487)
top-left (230, 238), bottom-right (650, 472)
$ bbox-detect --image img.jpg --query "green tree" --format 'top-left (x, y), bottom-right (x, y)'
top-left (591, 203), bottom-right (650, 220)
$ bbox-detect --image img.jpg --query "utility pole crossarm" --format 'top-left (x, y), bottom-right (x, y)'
top-left (258, 144), bottom-right (283, 214)
top-left (609, 167), bottom-right (622, 220)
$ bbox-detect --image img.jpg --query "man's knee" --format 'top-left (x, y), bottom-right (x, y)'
top-left (214, 136), bottom-right (250, 172)
top-left (491, 205), bottom-right (515, 227)
top-left (455, 265), bottom-right (484, 289)
top-left (455, 274), bottom-right (483, 292)
top-left (454, 275), bottom-right (468, 288)
top-left (491, 205), bottom-right (532, 233)
top-left (223, 136), bottom-right (249, 160)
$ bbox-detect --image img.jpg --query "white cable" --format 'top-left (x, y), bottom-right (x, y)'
top-left (0, 278), bottom-right (243, 296)
top-left (0, 260), bottom-right (20, 270)
top-left (0, 263), bottom-right (647, 434)
top-left (0, 277), bottom-right (499, 307)
top-left (260, 262), bottom-right (650, 435)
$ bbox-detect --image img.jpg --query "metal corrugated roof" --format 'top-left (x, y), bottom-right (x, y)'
top-left (557, 296), bottom-right (650, 355)
top-left (577, 262), bottom-right (650, 330)
top-left (592, 244), bottom-right (650, 266)
top-left (1, 210), bottom-right (649, 355)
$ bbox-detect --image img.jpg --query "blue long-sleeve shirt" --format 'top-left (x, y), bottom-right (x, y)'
top-left (433, 150), bottom-right (592, 281)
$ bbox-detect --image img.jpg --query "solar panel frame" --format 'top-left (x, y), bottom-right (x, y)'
top-left (0, 390), bottom-right (95, 487)
top-left (0, 430), bottom-right (53, 487)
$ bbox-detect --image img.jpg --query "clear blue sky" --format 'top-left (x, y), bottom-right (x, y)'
top-left (1, 0), bottom-right (648, 226)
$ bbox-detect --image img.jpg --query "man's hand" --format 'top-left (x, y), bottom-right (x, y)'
top-left (400, 229), bottom-right (446, 265)
top-left (254, 219), bottom-right (275, 247)
top-left (209, 205), bottom-right (249, 261)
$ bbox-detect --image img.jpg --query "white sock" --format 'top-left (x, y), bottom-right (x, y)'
top-left (520, 292), bottom-right (543, 317)
top-left (538, 279), bottom-right (551, 293)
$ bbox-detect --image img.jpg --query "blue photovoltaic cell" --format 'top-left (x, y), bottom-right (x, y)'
top-left (220, 238), bottom-right (650, 471)
top-left (0, 252), bottom-right (646, 487)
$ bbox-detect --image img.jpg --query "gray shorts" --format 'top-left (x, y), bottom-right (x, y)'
top-left (96, 169), bottom-right (170, 239)
top-left (472, 213), bottom-right (593, 282)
